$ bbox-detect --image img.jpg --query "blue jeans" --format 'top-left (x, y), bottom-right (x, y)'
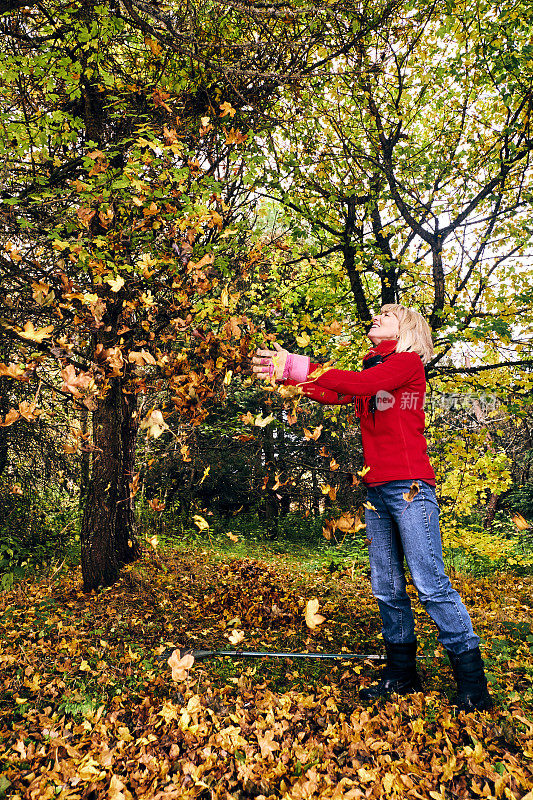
top-left (365, 480), bottom-right (480, 655)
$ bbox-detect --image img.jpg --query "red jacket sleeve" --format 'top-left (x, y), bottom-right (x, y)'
top-left (305, 352), bottom-right (422, 396)
top-left (284, 379), bottom-right (354, 406)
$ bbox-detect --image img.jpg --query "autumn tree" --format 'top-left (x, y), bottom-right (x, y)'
top-left (257, 0), bottom-right (533, 364)
top-left (0, 0), bottom-right (398, 588)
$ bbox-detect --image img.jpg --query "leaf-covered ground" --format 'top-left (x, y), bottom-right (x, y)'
top-left (1, 548), bottom-right (533, 800)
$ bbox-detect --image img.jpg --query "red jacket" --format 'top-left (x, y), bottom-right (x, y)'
top-left (287, 340), bottom-right (435, 486)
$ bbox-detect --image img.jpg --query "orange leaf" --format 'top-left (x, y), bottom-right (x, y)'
top-left (512, 513), bottom-right (530, 530)
top-left (402, 481), bottom-right (420, 502)
top-left (304, 424), bottom-right (323, 441)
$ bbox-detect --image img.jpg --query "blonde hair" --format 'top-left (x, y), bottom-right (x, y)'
top-left (381, 304), bottom-right (434, 365)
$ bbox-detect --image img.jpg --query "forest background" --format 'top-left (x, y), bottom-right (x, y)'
top-left (1, 2), bottom-right (533, 799)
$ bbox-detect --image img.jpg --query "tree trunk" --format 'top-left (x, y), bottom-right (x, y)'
top-left (0, 377), bottom-right (8, 478)
top-left (115, 389), bottom-right (141, 565)
top-left (79, 407), bottom-right (90, 507)
top-left (80, 376), bottom-right (141, 590)
top-left (81, 378), bottom-right (123, 590)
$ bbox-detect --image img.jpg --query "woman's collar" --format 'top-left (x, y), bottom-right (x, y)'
top-left (365, 339), bottom-right (398, 359)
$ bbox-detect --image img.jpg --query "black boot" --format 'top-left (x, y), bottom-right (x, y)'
top-left (359, 639), bottom-right (422, 702)
top-left (448, 647), bottom-right (493, 712)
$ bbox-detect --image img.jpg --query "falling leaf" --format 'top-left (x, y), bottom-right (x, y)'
top-left (147, 535), bottom-right (159, 550)
top-left (219, 101), bottom-right (237, 118)
top-left (305, 598), bottom-right (326, 630)
top-left (105, 274), bottom-right (125, 292)
top-left (17, 321), bottom-right (54, 343)
top-left (295, 332), bottom-right (311, 347)
top-left (128, 349), bottom-right (157, 366)
top-left (402, 481), bottom-right (420, 502)
top-left (363, 501), bottom-right (377, 511)
top-left (227, 629), bottom-right (244, 645)
top-left (199, 466), bottom-right (210, 484)
top-left (304, 424), bottom-right (323, 441)
top-left (129, 473), bottom-right (140, 497)
top-left (336, 513), bottom-right (355, 531)
top-left (140, 409), bottom-right (169, 438)
top-left (193, 514), bottom-right (209, 532)
top-left (357, 465), bottom-right (371, 477)
top-left (168, 650), bottom-right (194, 682)
top-left (254, 413), bottom-right (275, 428)
top-left (512, 513), bottom-right (530, 530)
top-left (323, 321), bottom-right (343, 335)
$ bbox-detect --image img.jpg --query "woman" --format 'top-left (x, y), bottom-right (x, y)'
top-left (252, 304), bottom-right (492, 711)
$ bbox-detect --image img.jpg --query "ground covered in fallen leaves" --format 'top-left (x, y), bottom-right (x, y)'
top-left (1, 548), bottom-right (533, 800)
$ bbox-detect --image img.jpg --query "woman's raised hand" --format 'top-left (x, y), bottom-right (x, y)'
top-left (252, 342), bottom-right (289, 381)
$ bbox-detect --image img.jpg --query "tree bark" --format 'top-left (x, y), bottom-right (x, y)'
top-left (81, 378), bottom-right (124, 590)
top-left (115, 389), bottom-right (141, 565)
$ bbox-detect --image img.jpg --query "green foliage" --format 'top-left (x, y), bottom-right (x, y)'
top-left (0, 481), bottom-right (80, 588)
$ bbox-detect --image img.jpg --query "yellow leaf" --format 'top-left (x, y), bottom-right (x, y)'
top-left (254, 412), bottom-right (275, 428)
top-left (17, 321), bottom-right (54, 343)
top-left (193, 514), bottom-right (209, 532)
top-left (226, 532), bottom-right (239, 542)
top-left (79, 660), bottom-right (91, 672)
top-left (219, 101), bottom-right (237, 118)
top-left (145, 36), bottom-right (162, 56)
top-left (105, 274), bottom-right (125, 292)
top-left (199, 466), bottom-right (210, 484)
top-left (158, 701), bottom-right (179, 722)
top-left (304, 424), bottom-right (323, 441)
top-left (305, 598), bottom-right (326, 630)
top-left (227, 629), bottom-right (244, 645)
top-left (357, 465), bottom-right (371, 477)
top-left (295, 332), bottom-right (311, 347)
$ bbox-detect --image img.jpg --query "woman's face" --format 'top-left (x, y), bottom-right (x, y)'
top-left (367, 310), bottom-right (400, 344)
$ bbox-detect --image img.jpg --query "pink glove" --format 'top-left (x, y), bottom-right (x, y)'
top-left (282, 353), bottom-right (310, 382)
